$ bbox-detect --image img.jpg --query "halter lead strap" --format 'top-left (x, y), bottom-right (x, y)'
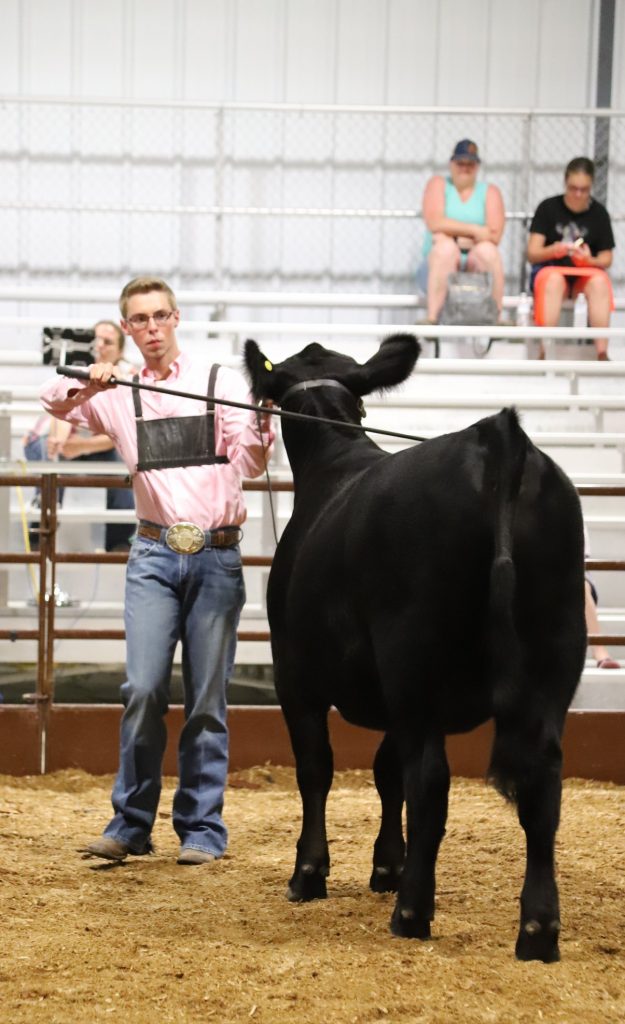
top-left (280, 378), bottom-right (355, 405)
top-left (280, 377), bottom-right (366, 420)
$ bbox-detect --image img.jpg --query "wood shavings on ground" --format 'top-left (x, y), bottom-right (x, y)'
top-left (0, 769), bottom-right (623, 1023)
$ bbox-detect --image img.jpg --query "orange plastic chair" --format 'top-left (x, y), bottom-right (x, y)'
top-left (532, 265), bottom-right (614, 326)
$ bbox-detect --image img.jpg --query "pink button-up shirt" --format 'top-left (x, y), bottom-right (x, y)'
top-left (40, 352), bottom-right (275, 531)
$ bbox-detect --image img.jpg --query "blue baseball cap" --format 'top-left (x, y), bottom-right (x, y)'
top-left (451, 139), bottom-right (481, 163)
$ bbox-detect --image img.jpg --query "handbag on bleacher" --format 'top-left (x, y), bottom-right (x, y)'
top-left (439, 271), bottom-right (498, 326)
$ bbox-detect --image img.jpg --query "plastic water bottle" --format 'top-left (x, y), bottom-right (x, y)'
top-left (516, 292), bottom-right (531, 327)
top-left (574, 292), bottom-right (588, 329)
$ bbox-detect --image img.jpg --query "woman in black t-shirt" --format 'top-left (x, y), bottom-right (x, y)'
top-left (527, 156), bottom-right (615, 359)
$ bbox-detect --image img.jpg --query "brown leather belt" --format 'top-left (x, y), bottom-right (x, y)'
top-left (137, 520), bottom-right (242, 554)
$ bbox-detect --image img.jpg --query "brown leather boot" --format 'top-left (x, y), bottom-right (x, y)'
top-left (177, 848), bottom-right (216, 865)
top-left (81, 836), bottom-right (149, 861)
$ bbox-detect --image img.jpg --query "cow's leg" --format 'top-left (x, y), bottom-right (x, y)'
top-left (515, 763), bottom-right (562, 963)
top-left (283, 704), bottom-right (333, 902)
top-left (370, 734), bottom-right (405, 893)
top-left (490, 723), bottom-right (563, 963)
top-left (390, 731), bottom-right (450, 939)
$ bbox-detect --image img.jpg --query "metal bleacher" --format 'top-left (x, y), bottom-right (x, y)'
top-left (1, 286), bottom-right (625, 708)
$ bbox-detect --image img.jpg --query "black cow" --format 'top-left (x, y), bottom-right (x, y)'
top-left (244, 334), bottom-right (586, 962)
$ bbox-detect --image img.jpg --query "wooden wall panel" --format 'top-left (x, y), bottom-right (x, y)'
top-left (34, 706), bottom-right (625, 784)
top-left (0, 707), bottom-right (40, 775)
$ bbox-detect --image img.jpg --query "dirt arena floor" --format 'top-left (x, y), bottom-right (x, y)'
top-left (0, 768), bottom-right (623, 1024)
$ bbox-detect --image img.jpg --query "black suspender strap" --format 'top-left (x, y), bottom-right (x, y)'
top-left (206, 363), bottom-right (220, 456)
top-left (132, 367), bottom-right (220, 422)
top-left (132, 375), bottom-right (142, 418)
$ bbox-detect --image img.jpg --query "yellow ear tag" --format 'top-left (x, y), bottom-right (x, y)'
top-left (264, 359), bottom-right (273, 371)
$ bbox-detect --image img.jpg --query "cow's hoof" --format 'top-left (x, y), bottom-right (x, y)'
top-left (370, 864), bottom-right (403, 894)
top-left (286, 865), bottom-right (328, 902)
top-left (515, 919), bottom-right (561, 963)
top-left (390, 906), bottom-right (431, 939)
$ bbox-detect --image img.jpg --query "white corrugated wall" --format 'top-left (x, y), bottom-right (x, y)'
top-left (0, 0), bottom-right (622, 300)
top-left (0, 0), bottom-right (608, 107)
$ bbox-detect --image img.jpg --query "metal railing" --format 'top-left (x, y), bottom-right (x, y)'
top-left (1, 98), bottom-right (625, 297)
top-left (1, 472), bottom-right (624, 707)
top-left (0, 472), bottom-right (280, 703)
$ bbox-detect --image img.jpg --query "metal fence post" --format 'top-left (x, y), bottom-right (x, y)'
top-left (518, 112), bottom-right (532, 294)
top-left (36, 471), bottom-right (58, 773)
top-left (593, 0), bottom-right (615, 205)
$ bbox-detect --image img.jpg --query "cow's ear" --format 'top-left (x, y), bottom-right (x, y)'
top-left (355, 333), bottom-right (420, 394)
top-left (244, 338), bottom-right (276, 401)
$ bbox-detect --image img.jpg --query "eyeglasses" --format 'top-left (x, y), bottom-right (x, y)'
top-left (126, 310), bottom-right (175, 330)
top-left (566, 184), bottom-right (591, 195)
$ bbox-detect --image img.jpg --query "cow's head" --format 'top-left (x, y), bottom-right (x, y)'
top-left (244, 335), bottom-right (420, 417)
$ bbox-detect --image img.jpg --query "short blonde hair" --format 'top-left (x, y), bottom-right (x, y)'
top-left (119, 277), bottom-right (178, 318)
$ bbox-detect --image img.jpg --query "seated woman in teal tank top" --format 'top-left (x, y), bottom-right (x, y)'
top-left (417, 139), bottom-right (506, 324)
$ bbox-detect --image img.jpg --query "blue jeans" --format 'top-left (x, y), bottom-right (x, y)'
top-left (24, 434), bottom-right (48, 463)
top-left (104, 534), bottom-right (245, 855)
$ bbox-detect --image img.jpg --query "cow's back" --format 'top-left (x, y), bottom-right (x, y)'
top-left (347, 413), bottom-right (584, 727)
top-left (268, 410), bottom-right (585, 734)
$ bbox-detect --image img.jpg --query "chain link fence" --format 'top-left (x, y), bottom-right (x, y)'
top-left (0, 99), bottom-right (624, 300)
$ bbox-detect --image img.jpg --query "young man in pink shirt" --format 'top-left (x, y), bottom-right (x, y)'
top-left (41, 276), bottom-right (274, 864)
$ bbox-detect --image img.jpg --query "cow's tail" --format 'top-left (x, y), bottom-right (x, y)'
top-left (485, 408), bottom-right (530, 804)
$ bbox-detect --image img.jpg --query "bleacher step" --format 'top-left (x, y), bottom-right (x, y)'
top-left (571, 672), bottom-right (625, 710)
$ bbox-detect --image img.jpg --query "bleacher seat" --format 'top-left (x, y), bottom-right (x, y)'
top-left (1, 294), bottom-right (625, 707)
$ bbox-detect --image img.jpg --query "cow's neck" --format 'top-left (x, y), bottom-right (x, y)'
top-left (283, 421), bottom-right (384, 496)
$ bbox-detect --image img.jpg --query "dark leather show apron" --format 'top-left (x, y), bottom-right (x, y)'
top-left (132, 363), bottom-right (230, 472)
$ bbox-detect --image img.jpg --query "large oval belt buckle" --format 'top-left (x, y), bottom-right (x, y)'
top-left (165, 522), bottom-right (205, 555)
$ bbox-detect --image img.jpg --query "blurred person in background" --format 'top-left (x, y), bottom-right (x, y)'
top-left (584, 523), bottom-right (620, 669)
top-left (527, 157), bottom-right (615, 360)
top-left (417, 139), bottom-right (505, 323)
top-left (585, 577), bottom-right (620, 669)
top-left (23, 320), bottom-right (136, 552)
